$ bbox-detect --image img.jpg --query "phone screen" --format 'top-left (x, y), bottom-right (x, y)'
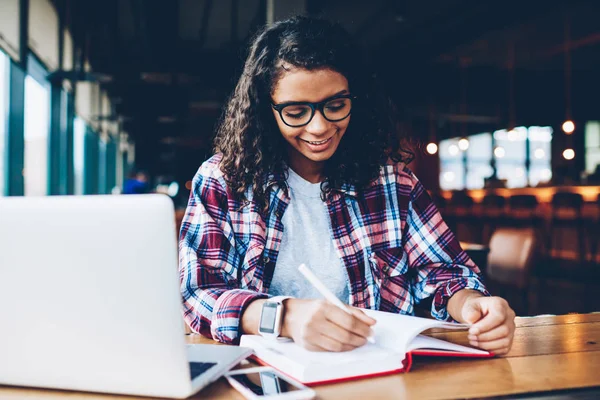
top-left (229, 369), bottom-right (305, 396)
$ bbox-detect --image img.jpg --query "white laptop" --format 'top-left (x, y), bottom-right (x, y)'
top-left (0, 194), bottom-right (252, 398)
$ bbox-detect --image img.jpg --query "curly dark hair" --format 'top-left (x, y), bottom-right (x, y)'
top-left (214, 16), bottom-right (410, 210)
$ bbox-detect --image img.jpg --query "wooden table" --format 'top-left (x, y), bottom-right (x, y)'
top-left (2, 314), bottom-right (600, 399)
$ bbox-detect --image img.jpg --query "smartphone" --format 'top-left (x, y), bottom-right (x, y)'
top-left (225, 367), bottom-right (316, 400)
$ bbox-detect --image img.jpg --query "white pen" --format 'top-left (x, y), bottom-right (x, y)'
top-left (298, 263), bottom-right (375, 344)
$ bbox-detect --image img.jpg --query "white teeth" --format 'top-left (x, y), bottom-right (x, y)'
top-left (307, 138), bottom-right (329, 145)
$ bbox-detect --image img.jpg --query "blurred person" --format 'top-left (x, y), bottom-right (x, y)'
top-left (123, 169), bottom-right (150, 194)
top-left (179, 16), bottom-right (515, 355)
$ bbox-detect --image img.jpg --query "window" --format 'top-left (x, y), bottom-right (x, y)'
top-left (439, 138), bottom-right (463, 190)
top-left (494, 127), bottom-right (527, 188)
top-left (585, 121), bottom-right (600, 175)
top-left (466, 133), bottom-right (493, 189)
top-left (0, 51), bottom-right (8, 195)
top-left (24, 64), bottom-right (51, 196)
top-left (73, 116), bottom-right (86, 194)
top-left (439, 126), bottom-right (553, 191)
top-left (528, 126), bottom-right (553, 186)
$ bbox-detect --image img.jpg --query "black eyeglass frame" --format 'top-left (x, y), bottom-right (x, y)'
top-left (271, 94), bottom-right (356, 127)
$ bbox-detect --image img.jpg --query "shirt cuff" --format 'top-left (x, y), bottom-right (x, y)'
top-left (210, 289), bottom-right (269, 344)
top-left (431, 277), bottom-right (490, 322)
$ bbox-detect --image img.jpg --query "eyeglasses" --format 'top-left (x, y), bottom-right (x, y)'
top-left (271, 94), bottom-right (355, 128)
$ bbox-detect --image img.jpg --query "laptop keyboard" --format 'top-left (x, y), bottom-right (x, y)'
top-left (189, 362), bottom-right (217, 380)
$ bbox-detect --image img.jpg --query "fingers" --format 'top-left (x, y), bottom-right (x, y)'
top-left (324, 304), bottom-right (374, 339)
top-left (470, 336), bottom-right (513, 354)
top-left (464, 297), bottom-right (516, 356)
top-left (469, 320), bottom-right (514, 343)
top-left (351, 308), bottom-right (377, 326)
top-left (302, 327), bottom-right (364, 352)
top-left (314, 333), bottom-right (358, 352)
top-left (292, 300), bottom-right (377, 352)
top-left (490, 347), bottom-right (511, 356)
top-left (469, 298), bottom-right (514, 335)
top-left (319, 320), bottom-right (368, 348)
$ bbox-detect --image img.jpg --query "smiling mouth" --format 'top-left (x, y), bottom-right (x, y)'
top-left (300, 137), bottom-right (332, 145)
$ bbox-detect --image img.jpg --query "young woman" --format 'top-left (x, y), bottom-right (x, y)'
top-left (179, 16), bottom-right (515, 355)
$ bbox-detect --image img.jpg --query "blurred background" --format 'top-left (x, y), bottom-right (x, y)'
top-left (1, 0), bottom-right (599, 316)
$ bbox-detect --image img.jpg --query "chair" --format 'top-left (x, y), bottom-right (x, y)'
top-left (506, 194), bottom-right (546, 253)
top-left (590, 194), bottom-right (600, 264)
top-left (480, 194), bottom-right (506, 244)
top-left (547, 192), bottom-right (585, 263)
top-left (486, 228), bottom-right (538, 315)
top-left (533, 193), bottom-right (600, 314)
top-left (507, 194), bottom-right (539, 225)
top-left (448, 192), bottom-right (476, 243)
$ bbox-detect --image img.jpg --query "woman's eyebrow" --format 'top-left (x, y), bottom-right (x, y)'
top-left (331, 89), bottom-right (349, 97)
top-left (276, 89), bottom-right (350, 104)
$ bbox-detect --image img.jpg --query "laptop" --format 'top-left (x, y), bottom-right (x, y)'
top-left (0, 194), bottom-right (252, 398)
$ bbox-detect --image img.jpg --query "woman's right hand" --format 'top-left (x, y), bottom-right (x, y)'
top-left (281, 298), bottom-right (376, 352)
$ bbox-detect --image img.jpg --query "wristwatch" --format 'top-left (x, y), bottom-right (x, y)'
top-left (258, 296), bottom-right (291, 339)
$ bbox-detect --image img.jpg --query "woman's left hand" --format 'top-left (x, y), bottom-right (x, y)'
top-left (461, 296), bottom-right (516, 355)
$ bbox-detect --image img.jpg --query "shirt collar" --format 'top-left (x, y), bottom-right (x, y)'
top-left (264, 168), bottom-right (362, 199)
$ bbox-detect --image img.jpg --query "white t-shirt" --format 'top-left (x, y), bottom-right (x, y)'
top-left (268, 168), bottom-right (350, 303)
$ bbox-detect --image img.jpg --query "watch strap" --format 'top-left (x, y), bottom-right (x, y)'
top-left (267, 295), bottom-right (292, 305)
top-left (258, 296), bottom-right (292, 339)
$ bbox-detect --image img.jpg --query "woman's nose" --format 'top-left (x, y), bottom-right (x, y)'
top-left (304, 110), bottom-right (329, 134)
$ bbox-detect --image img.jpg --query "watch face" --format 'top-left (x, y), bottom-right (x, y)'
top-left (259, 302), bottom-right (278, 334)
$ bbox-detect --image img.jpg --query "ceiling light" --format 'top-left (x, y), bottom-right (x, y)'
top-left (562, 148), bottom-right (575, 160)
top-left (562, 120), bottom-right (575, 134)
top-left (426, 143), bottom-right (438, 155)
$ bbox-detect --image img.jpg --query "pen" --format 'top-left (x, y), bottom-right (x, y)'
top-left (298, 263), bottom-right (375, 344)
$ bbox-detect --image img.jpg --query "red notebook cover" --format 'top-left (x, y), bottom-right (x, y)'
top-left (250, 349), bottom-right (493, 386)
top-left (411, 349), bottom-right (494, 358)
top-left (250, 352), bottom-right (413, 386)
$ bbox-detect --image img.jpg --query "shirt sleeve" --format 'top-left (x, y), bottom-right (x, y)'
top-left (403, 176), bottom-right (490, 321)
top-left (179, 167), bottom-right (267, 344)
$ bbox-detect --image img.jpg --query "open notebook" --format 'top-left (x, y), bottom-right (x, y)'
top-left (240, 309), bottom-right (492, 385)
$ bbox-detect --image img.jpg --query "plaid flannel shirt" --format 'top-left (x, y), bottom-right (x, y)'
top-left (179, 154), bottom-right (489, 344)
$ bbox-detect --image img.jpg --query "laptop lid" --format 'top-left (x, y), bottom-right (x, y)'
top-left (0, 194), bottom-right (193, 398)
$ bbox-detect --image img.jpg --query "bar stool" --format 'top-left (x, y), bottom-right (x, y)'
top-left (506, 194), bottom-right (540, 233)
top-left (507, 194), bottom-right (539, 224)
top-left (588, 194), bottom-right (600, 264)
top-left (547, 192), bottom-right (585, 263)
top-left (537, 193), bottom-right (599, 313)
top-left (449, 191), bottom-right (476, 243)
top-left (480, 194), bottom-right (506, 245)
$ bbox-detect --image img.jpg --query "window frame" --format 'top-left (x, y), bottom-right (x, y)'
top-left (23, 53), bottom-right (52, 196)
